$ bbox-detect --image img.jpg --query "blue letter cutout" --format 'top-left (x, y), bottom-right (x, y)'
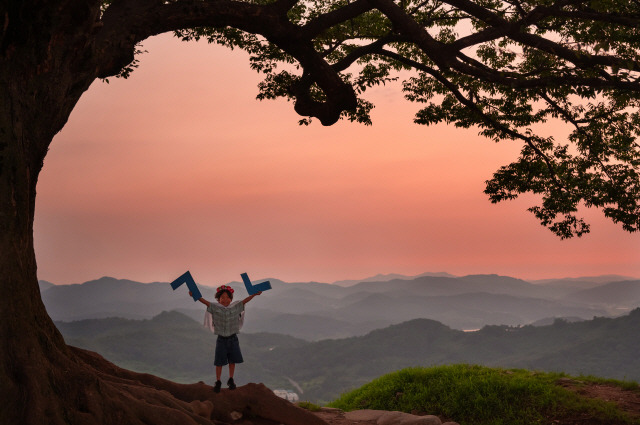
top-left (241, 273), bottom-right (272, 295)
top-left (171, 271), bottom-right (202, 302)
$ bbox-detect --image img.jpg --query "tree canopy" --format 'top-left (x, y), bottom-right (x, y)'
top-left (5, 0), bottom-right (640, 237)
top-left (169, 0), bottom-right (640, 238)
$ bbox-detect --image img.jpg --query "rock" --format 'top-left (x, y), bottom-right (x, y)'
top-left (414, 416), bottom-right (441, 425)
top-left (344, 409), bottom-right (388, 421)
top-left (229, 411), bottom-right (243, 421)
top-left (71, 346), bottom-right (329, 425)
top-left (189, 400), bottom-right (214, 418)
top-left (344, 410), bottom-right (442, 425)
top-left (377, 411), bottom-right (441, 425)
top-left (211, 383), bottom-right (328, 425)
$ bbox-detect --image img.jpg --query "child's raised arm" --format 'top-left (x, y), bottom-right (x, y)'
top-left (189, 291), bottom-right (211, 307)
top-left (242, 291), bottom-right (262, 305)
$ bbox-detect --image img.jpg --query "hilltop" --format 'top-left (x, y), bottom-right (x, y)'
top-left (326, 365), bottom-right (640, 425)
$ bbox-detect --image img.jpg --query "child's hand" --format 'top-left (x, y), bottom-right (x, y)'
top-left (243, 291), bottom-right (262, 304)
top-left (189, 291), bottom-right (193, 297)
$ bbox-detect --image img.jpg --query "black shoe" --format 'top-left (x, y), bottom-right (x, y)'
top-left (227, 378), bottom-right (236, 390)
top-left (213, 380), bottom-right (222, 393)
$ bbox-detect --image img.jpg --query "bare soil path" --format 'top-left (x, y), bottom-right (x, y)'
top-left (559, 379), bottom-right (640, 422)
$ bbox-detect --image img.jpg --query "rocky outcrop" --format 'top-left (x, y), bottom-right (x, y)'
top-left (343, 409), bottom-right (459, 425)
top-left (65, 347), bottom-right (461, 425)
top-left (72, 347), bottom-right (327, 425)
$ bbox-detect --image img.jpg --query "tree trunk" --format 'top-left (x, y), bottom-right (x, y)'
top-left (0, 79), bottom-right (328, 423)
top-left (0, 12), bottom-right (327, 425)
top-left (0, 52), bottom-right (196, 423)
top-left (0, 43), bottom-right (69, 420)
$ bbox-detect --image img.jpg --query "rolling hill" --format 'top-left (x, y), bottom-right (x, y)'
top-left (57, 308), bottom-right (640, 403)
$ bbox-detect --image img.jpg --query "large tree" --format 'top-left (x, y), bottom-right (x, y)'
top-left (1, 0), bottom-right (639, 423)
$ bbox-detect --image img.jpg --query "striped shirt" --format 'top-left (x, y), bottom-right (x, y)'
top-left (206, 301), bottom-right (244, 337)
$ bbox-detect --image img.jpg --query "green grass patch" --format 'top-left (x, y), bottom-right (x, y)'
top-left (297, 401), bottom-right (322, 412)
top-left (328, 364), bottom-right (639, 425)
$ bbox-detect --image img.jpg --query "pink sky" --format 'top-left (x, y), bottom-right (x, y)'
top-left (34, 34), bottom-right (640, 286)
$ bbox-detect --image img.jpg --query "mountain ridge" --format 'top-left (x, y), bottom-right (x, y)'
top-left (40, 273), bottom-right (636, 338)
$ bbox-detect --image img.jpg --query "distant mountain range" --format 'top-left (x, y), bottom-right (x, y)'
top-left (330, 272), bottom-right (457, 287)
top-left (40, 273), bottom-right (640, 340)
top-left (56, 308), bottom-right (640, 403)
top-left (528, 274), bottom-right (639, 285)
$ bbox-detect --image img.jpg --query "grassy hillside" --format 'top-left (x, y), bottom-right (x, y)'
top-left (261, 309), bottom-right (640, 402)
top-left (328, 365), bottom-right (640, 425)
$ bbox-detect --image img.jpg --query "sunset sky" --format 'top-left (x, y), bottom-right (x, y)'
top-left (34, 34), bottom-right (640, 286)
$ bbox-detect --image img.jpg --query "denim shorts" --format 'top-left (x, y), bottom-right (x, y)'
top-left (214, 334), bottom-right (244, 366)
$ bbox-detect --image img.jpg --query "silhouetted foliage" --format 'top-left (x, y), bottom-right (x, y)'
top-left (173, 0), bottom-right (640, 237)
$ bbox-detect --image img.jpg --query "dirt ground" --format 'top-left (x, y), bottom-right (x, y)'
top-left (559, 379), bottom-right (640, 420)
top-left (307, 380), bottom-right (640, 425)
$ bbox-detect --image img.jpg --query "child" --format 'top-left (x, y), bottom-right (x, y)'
top-left (190, 285), bottom-right (261, 392)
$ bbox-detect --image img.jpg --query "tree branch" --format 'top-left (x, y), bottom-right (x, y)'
top-left (94, 0), bottom-right (357, 125)
top-left (377, 48), bottom-right (567, 192)
top-left (300, 0), bottom-right (376, 39)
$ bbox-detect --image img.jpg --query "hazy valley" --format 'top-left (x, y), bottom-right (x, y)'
top-left (42, 272), bottom-right (640, 403)
top-left (56, 308), bottom-right (640, 403)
